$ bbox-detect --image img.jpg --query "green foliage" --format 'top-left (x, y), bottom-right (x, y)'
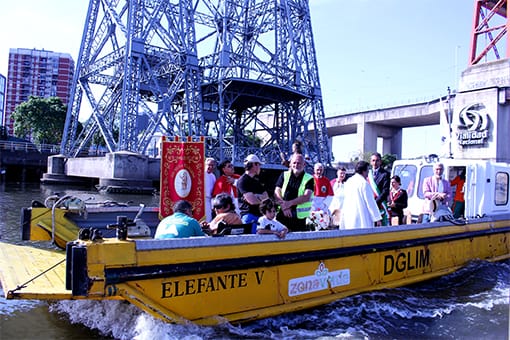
top-left (381, 153), bottom-right (397, 169)
top-left (91, 126), bottom-right (118, 148)
top-left (350, 151), bottom-right (372, 163)
top-left (243, 130), bottom-right (262, 147)
top-left (350, 151), bottom-right (397, 169)
top-left (222, 128), bottom-right (261, 147)
top-left (11, 96), bottom-right (67, 144)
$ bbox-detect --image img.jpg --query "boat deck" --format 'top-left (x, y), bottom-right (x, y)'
top-left (0, 242), bottom-right (70, 299)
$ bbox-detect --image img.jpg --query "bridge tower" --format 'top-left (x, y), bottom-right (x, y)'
top-left (469, 0), bottom-right (509, 65)
top-left (60, 0), bottom-right (331, 166)
top-left (451, 0), bottom-right (510, 162)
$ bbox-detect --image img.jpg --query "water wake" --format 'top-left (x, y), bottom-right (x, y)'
top-left (45, 260), bottom-right (509, 339)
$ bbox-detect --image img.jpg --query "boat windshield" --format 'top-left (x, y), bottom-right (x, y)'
top-left (417, 165), bottom-right (433, 199)
top-left (495, 172), bottom-right (509, 205)
top-left (392, 164), bottom-right (417, 197)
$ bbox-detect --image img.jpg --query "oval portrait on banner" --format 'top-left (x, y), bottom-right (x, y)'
top-left (174, 169), bottom-right (192, 198)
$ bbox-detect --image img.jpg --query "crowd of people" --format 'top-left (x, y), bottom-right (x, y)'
top-left (154, 149), bottom-right (465, 239)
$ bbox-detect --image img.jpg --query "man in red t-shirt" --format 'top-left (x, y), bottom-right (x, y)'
top-left (312, 162), bottom-right (333, 212)
top-left (212, 159), bottom-right (241, 213)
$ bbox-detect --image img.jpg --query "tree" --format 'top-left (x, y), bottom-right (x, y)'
top-left (350, 151), bottom-right (372, 163)
top-left (381, 153), bottom-right (397, 170)
top-left (11, 96), bottom-right (67, 144)
top-left (350, 151), bottom-right (397, 170)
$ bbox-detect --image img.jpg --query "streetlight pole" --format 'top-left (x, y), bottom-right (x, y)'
top-left (447, 87), bottom-right (453, 159)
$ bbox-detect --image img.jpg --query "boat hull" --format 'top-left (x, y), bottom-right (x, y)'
top-left (2, 214), bottom-right (509, 325)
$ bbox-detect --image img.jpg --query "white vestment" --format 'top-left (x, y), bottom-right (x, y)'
top-left (329, 181), bottom-right (345, 213)
top-left (205, 172), bottom-right (216, 221)
top-left (340, 173), bottom-right (382, 229)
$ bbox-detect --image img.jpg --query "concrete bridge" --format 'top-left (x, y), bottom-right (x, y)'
top-left (324, 96), bottom-right (451, 159)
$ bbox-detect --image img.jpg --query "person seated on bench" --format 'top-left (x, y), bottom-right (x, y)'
top-left (202, 193), bottom-right (242, 235)
top-left (155, 200), bottom-right (205, 239)
top-left (257, 199), bottom-right (288, 239)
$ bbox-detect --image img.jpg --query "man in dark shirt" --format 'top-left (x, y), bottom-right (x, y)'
top-left (274, 153), bottom-right (314, 231)
top-left (237, 154), bottom-right (269, 233)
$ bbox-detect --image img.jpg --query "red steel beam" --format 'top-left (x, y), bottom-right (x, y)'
top-left (469, 0), bottom-right (509, 65)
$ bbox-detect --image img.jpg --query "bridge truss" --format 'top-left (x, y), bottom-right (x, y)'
top-left (470, 0), bottom-right (509, 65)
top-left (61, 0), bottom-right (331, 166)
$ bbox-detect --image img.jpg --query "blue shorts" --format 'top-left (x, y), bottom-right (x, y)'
top-left (241, 213), bottom-right (259, 234)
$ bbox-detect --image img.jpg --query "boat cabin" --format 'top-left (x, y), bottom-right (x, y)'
top-left (392, 155), bottom-right (510, 222)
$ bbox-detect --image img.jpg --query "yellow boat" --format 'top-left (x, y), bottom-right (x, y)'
top-left (1, 216), bottom-right (509, 325)
top-left (3, 141), bottom-right (509, 325)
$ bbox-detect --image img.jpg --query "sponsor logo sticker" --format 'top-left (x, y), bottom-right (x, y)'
top-left (288, 262), bottom-right (350, 297)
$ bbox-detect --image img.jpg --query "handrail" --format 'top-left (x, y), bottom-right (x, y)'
top-left (0, 140), bottom-right (61, 153)
top-left (51, 195), bottom-right (73, 244)
top-left (50, 195), bottom-right (88, 244)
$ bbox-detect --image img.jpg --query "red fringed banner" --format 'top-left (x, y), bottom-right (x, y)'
top-left (159, 136), bottom-right (205, 221)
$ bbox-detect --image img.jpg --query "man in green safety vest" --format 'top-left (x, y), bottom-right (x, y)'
top-left (274, 153), bottom-right (314, 231)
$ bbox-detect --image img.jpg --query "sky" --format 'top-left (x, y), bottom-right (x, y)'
top-left (0, 0), bottom-right (474, 162)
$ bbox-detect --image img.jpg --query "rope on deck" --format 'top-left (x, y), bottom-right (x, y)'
top-left (7, 258), bottom-right (66, 295)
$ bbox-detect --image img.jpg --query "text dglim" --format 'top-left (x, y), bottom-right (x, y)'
top-left (383, 248), bottom-right (430, 275)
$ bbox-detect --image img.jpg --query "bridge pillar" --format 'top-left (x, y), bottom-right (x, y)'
top-left (357, 122), bottom-right (378, 156)
top-left (47, 154), bottom-right (66, 174)
top-left (69, 152), bottom-right (155, 193)
top-left (357, 122), bottom-right (402, 158)
top-left (384, 128), bottom-right (402, 159)
top-left (43, 152), bottom-right (159, 191)
top-left (41, 154), bottom-right (94, 185)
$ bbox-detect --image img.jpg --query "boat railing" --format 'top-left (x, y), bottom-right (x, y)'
top-left (132, 214), bottom-right (509, 251)
top-left (48, 195), bottom-right (89, 244)
top-left (133, 226), bottom-right (396, 251)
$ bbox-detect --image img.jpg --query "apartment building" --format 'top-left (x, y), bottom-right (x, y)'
top-left (4, 48), bottom-right (74, 135)
top-left (0, 73), bottom-right (5, 133)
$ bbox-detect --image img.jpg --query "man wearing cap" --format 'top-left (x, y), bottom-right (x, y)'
top-left (237, 154), bottom-right (269, 233)
top-left (274, 153), bottom-right (314, 231)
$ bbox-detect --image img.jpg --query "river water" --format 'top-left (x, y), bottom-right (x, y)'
top-left (0, 182), bottom-right (509, 339)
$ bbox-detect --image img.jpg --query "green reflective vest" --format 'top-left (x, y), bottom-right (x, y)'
top-left (281, 171), bottom-right (313, 219)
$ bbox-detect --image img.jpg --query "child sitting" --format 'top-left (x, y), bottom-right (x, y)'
top-left (257, 199), bottom-right (288, 239)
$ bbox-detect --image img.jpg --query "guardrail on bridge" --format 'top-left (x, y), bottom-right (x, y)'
top-left (0, 141), bottom-right (61, 154)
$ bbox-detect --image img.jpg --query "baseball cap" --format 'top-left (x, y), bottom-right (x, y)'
top-left (244, 154), bottom-right (264, 164)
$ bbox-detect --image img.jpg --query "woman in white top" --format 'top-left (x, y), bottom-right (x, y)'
top-left (329, 167), bottom-right (348, 226)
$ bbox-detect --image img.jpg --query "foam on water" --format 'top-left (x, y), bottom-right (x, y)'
top-left (0, 286), bottom-right (44, 314)
top-left (5, 259), bottom-right (509, 339)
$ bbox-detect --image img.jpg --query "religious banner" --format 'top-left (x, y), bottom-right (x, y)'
top-left (160, 136), bottom-right (205, 221)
